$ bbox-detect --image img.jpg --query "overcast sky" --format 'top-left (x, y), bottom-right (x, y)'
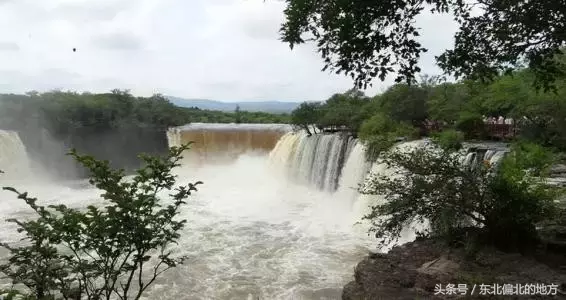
top-left (0, 0), bottom-right (458, 102)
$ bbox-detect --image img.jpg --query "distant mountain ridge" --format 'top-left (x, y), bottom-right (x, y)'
top-left (167, 96), bottom-right (301, 113)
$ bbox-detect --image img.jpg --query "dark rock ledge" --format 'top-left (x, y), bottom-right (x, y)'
top-left (343, 238), bottom-right (566, 300)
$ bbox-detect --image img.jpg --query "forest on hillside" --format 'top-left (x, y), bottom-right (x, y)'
top-left (0, 90), bottom-right (290, 134)
top-left (0, 90), bottom-right (290, 177)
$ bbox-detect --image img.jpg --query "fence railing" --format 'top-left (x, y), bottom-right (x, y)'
top-left (485, 123), bottom-right (517, 139)
top-left (320, 122), bottom-right (519, 140)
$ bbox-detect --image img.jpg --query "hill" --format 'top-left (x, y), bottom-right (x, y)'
top-left (167, 97), bottom-right (301, 113)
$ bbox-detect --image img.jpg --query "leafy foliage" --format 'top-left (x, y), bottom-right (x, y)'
top-left (436, 2), bottom-right (565, 91)
top-left (455, 112), bottom-right (487, 140)
top-left (501, 141), bottom-right (556, 178)
top-left (358, 113), bottom-right (418, 161)
top-left (289, 58), bottom-right (566, 154)
top-left (427, 82), bottom-right (472, 123)
top-left (431, 129), bottom-right (464, 151)
top-left (0, 143), bottom-right (201, 300)
top-left (0, 90), bottom-right (290, 135)
top-left (234, 105), bottom-right (242, 124)
top-left (281, 0), bottom-right (566, 90)
top-left (289, 89), bottom-right (370, 135)
top-left (290, 101), bottom-right (323, 135)
top-left (360, 142), bottom-right (560, 252)
top-left (372, 83), bottom-right (429, 126)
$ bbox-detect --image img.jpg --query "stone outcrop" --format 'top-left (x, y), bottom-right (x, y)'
top-left (343, 238), bottom-right (566, 299)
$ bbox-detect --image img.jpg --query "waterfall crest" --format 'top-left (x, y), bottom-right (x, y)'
top-left (167, 123), bottom-right (291, 164)
top-left (270, 132), bottom-right (365, 192)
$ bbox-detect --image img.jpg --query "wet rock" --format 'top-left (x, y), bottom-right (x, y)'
top-left (342, 239), bottom-right (566, 300)
top-left (415, 256), bottom-right (460, 292)
top-left (417, 256), bottom-right (460, 276)
top-left (539, 225), bottom-right (566, 253)
top-left (550, 164), bottom-right (566, 175)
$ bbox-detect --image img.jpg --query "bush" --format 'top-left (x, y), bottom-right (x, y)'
top-left (360, 142), bottom-right (560, 253)
top-left (456, 112), bottom-right (486, 139)
top-left (359, 113), bottom-right (418, 161)
top-left (431, 129), bottom-right (465, 151)
top-left (0, 143), bottom-right (201, 300)
top-left (503, 141), bottom-right (556, 177)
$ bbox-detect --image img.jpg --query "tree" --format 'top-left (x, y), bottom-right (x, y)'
top-left (358, 113), bottom-right (418, 161)
top-left (360, 141), bottom-right (559, 252)
top-left (234, 105), bottom-right (242, 124)
top-left (290, 101), bottom-right (322, 135)
top-left (427, 82), bottom-right (471, 123)
top-left (318, 89), bottom-right (370, 133)
top-left (371, 84), bottom-right (429, 126)
top-left (280, 0), bottom-right (565, 90)
top-left (0, 143), bottom-right (202, 300)
top-left (431, 129), bottom-right (465, 151)
top-left (455, 112), bottom-right (487, 140)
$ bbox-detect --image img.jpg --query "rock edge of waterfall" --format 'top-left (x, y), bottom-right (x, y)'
top-left (342, 238), bottom-right (566, 299)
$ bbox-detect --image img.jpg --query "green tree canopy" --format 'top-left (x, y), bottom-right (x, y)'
top-left (290, 101), bottom-right (323, 135)
top-left (280, 0), bottom-right (566, 90)
top-left (371, 83), bottom-right (429, 126)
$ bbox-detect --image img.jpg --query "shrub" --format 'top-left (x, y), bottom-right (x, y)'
top-left (431, 129), bottom-right (465, 151)
top-left (0, 143), bottom-right (201, 300)
top-left (502, 141), bottom-right (556, 177)
top-left (358, 113), bottom-right (418, 161)
top-left (360, 141), bottom-right (560, 253)
top-left (456, 112), bottom-right (486, 139)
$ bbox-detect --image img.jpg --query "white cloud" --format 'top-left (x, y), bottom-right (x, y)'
top-left (0, 0), bottom-right (457, 101)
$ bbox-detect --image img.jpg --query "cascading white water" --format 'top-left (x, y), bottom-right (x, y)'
top-left (334, 141), bottom-right (371, 203)
top-left (0, 128), bottom-right (375, 300)
top-left (5, 125), bottom-right (519, 299)
top-left (270, 132), bottom-right (355, 192)
top-left (462, 145), bottom-right (509, 169)
top-left (487, 150), bottom-right (507, 166)
top-left (139, 154), bottom-right (371, 299)
top-left (352, 140), bottom-right (430, 252)
top-left (0, 129), bottom-right (31, 179)
top-left (462, 152), bottom-right (476, 166)
top-left (8, 127), bottom-right (487, 298)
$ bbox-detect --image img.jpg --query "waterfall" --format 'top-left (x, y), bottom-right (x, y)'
top-left (352, 139), bottom-right (429, 252)
top-left (270, 132), bottom-right (361, 192)
top-left (270, 132), bottom-right (513, 199)
top-left (334, 141), bottom-right (371, 202)
top-left (167, 123), bottom-right (292, 164)
top-left (486, 150), bottom-right (507, 166)
top-left (0, 129), bottom-right (31, 179)
top-left (461, 143), bottom-right (510, 169)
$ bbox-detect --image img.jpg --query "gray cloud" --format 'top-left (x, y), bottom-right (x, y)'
top-left (0, 0), bottom-right (457, 101)
top-left (92, 32), bottom-right (143, 50)
top-left (52, 0), bottom-right (136, 22)
top-left (0, 42), bottom-right (19, 51)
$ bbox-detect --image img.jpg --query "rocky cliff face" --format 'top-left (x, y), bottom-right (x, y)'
top-left (343, 239), bottom-right (566, 299)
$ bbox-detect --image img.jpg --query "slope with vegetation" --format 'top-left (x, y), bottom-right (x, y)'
top-left (0, 90), bottom-right (289, 177)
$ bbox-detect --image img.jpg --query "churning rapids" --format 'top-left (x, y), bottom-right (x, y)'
top-left (0, 124), bottom-right (509, 299)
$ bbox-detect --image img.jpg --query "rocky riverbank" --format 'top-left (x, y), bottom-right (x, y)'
top-left (343, 238), bottom-right (566, 299)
